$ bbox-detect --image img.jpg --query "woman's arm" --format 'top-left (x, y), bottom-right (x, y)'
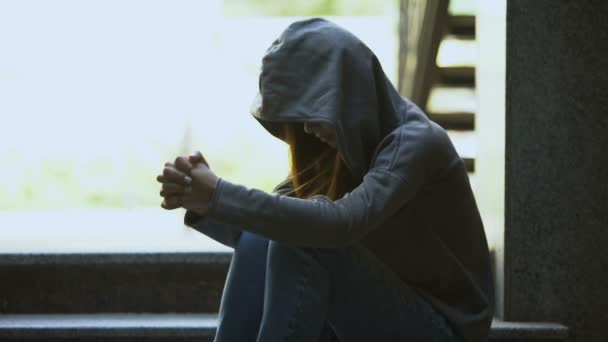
top-left (183, 176), bottom-right (295, 248)
top-left (206, 170), bottom-right (409, 248)
top-left (203, 128), bottom-right (444, 248)
top-left (183, 210), bottom-right (241, 248)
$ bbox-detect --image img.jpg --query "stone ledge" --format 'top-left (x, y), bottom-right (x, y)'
top-left (0, 251), bottom-right (233, 265)
top-left (0, 254), bottom-right (231, 313)
top-left (490, 319), bottom-right (569, 340)
top-left (0, 313), bottom-right (216, 339)
top-left (0, 314), bottom-right (568, 341)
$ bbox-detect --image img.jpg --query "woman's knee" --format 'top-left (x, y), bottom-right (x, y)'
top-left (234, 231), bottom-right (269, 259)
top-left (266, 240), bottom-right (348, 270)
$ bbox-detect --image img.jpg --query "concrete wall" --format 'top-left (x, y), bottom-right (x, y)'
top-left (505, 1), bottom-right (608, 341)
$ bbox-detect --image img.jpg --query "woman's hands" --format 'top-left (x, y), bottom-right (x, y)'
top-left (157, 151), bottom-right (219, 216)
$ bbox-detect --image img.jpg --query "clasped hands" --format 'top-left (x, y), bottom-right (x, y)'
top-left (156, 151), bottom-right (219, 216)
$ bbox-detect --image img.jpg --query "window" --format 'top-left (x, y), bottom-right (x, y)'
top-left (0, 0), bottom-right (400, 252)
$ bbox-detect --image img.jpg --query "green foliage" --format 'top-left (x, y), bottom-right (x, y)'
top-left (0, 145), bottom-right (286, 210)
top-left (223, 0), bottom-right (397, 16)
top-left (223, 0), bottom-right (476, 17)
top-left (0, 0), bottom-right (477, 211)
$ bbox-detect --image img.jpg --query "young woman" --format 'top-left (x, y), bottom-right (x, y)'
top-left (157, 18), bottom-right (494, 342)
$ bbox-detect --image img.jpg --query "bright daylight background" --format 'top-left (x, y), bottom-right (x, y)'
top-left (0, 0), bottom-right (482, 252)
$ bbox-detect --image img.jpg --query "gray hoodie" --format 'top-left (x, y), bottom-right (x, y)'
top-left (185, 18), bottom-right (494, 342)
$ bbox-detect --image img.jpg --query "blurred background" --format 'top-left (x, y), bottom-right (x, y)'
top-left (0, 0), bottom-right (503, 253)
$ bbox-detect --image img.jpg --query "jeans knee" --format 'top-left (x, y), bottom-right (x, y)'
top-left (267, 240), bottom-right (312, 258)
top-left (267, 240), bottom-right (345, 268)
top-left (234, 231), bottom-right (268, 259)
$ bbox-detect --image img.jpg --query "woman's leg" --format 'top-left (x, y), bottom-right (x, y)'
top-left (214, 232), bottom-right (338, 342)
top-left (256, 241), bottom-right (331, 342)
top-left (325, 244), bottom-right (463, 342)
top-left (257, 240), bottom-right (463, 342)
top-left (214, 231), bottom-right (269, 342)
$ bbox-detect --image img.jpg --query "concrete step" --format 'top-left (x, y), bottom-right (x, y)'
top-left (0, 252), bottom-right (231, 313)
top-left (429, 111), bottom-right (475, 131)
top-left (0, 314), bottom-right (568, 342)
top-left (490, 319), bottom-right (569, 342)
top-left (448, 15), bottom-right (475, 38)
top-left (0, 313), bottom-right (216, 342)
top-left (438, 65), bottom-right (475, 87)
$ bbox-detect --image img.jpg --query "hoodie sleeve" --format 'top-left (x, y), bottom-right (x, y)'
top-left (204, 127), bottom-right (442, 248)
top-left (183, 176), bottom-right (295, 248)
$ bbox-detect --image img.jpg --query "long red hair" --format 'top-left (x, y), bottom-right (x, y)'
top-left (282, 122), bottom-right (358, 200)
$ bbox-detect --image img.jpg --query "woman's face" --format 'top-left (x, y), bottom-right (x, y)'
top-left (250, 91), bottom-right (338, 149)
top-left (303, 121), bottom-right (337, 149)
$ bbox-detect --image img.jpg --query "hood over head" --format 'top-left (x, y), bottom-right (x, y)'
top-left (250, 18), bottom-right (419, 180)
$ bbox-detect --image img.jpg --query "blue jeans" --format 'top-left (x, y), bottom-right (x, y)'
top-left (214, 231), bottom-right (464, 342)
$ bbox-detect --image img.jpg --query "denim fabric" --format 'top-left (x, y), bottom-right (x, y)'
top-left (215, 231), bottom-right (465, 342)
